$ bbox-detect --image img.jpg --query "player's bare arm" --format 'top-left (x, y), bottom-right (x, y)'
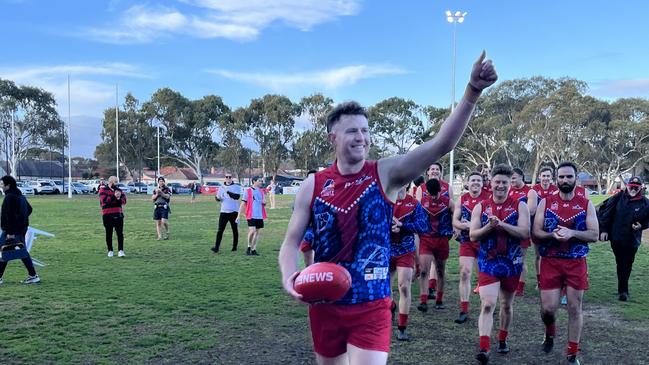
top-left (452, 199), bottom-right (469, 231)
top-left (469, 203), bottom-right (494, 241)
top-left (378, 51), bottom-right (498, 198)
top-left (498, 201), bottom-right (530, 240)
top-left (554, 201), bottom-right (599, 242)
top-left (278, 175), bottom-right (315, 300)
top-left (532, 199), bottom-right (554, 241)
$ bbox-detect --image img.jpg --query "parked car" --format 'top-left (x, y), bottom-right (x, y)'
top-left (201, 181), bottom-right (221, 194)
top-left (116, 183), bottom-right (131, 193)
top-left (28, 181), bottom-right (55, 195)
top-left (16, 181), bottom-right (35, 195)
top-left (168, 182), bottom-right (191, 194)
top-left (128, 181), bottom-right (148, 194)
top-left (83, 179), bottom-right (103, 193)
top-left (71, 182), bottom-right (90, 194)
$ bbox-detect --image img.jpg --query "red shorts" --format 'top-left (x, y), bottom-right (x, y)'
top-left (478, 272), bottom-right (521, 293)
top-left (459, 241), bottom-right (480, 258)
top-left (419, 236), bottom-right (449, 260)
top-left (308, 297), bottom-right (391, 357)
top-left (520, 238), bottom-right (531, 249)
top-left (539, 257), bottom-right (589, 290)
top-left (390, 251), bottom-right (416, 272)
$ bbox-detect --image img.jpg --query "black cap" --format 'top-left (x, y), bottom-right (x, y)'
top-left (628, 176), bottom-right (642, 185)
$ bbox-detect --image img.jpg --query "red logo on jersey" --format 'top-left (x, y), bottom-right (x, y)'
top-left (321, 179), bottom-right (335, 197)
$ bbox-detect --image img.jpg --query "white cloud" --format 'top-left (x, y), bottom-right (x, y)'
top-left (83, 0), bottom-right (362, 43)
top-left (590, 78), bottom-right (649, 99)
top-left (208, 64), bottom-right (407, 91)
top-left (0, 63), bottom-right (149, 82)
top-left (1, 63), bottom-right (148, 157)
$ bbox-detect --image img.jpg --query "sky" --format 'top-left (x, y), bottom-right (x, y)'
top-left (1, 0), bottom-right (648, 158)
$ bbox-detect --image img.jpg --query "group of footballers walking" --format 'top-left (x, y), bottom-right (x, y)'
top-left (386, 160), bottom-right (596, 365)
top-left (278, 51), bottom-right (602, 365)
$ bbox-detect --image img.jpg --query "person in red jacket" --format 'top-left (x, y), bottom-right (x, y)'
top-left (100, 176), bottom-right (127, 257)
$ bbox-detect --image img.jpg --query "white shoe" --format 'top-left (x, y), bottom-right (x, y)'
top-left (118, 250), bottom-right (125, 257)
top-left (21, 275), bottom-right (41, 284)
top-left (0, 277), bottom-right (3, 285)
top-left (107, 251), bottom-right (114, 257)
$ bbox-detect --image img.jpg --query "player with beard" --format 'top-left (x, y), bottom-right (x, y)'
top-left (533, 162), bottom-right (599, 365)
top-left (509, 168), bottom-right (538, 296)
top-left (452, 171), bottom-right (490, 323)
top-left (415, 162), bottom-right (452, 299)
top-left (279, 51), bottom-right (497, 365)
top-left (418, 179), bottom-right (454, 312)
top-left (390, 184), bottom-right (431, 340)
top-left (470, 164), bottom-right (529, 364)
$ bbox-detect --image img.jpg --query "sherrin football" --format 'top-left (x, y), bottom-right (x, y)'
top-left (294, 262), bottom-right (352, 303)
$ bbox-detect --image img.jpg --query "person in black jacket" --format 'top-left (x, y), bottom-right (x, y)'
top-left (598, 176), bottom-right (649, 301)
top-left (0, 175), bottom-right (40, 284)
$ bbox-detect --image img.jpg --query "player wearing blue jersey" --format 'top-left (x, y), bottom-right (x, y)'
top-left (278, 51), bottom-right (497, 365)
top-left (470, 164), bottom-right (530, 364)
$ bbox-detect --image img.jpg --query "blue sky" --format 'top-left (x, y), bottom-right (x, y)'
top-left (1, 0), bottom-right (648, 157)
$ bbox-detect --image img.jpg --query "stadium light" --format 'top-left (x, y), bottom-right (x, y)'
top-left (446, 10), bottom-right (467, 192)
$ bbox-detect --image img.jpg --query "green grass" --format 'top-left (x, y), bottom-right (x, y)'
top-left (0, 193), bottom-right (647, 364)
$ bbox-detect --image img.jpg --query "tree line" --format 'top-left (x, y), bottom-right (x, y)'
top-left (1, 76), bottom-right (648, 190)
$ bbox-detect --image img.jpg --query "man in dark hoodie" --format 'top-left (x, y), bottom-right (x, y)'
top-left (599, 176), bottom-right (649, 301)
top-left (0, 175), bottom-right (40, 284)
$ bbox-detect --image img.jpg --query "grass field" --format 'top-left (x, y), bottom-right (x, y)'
top-left (0, 193), bottom-right (647, 364)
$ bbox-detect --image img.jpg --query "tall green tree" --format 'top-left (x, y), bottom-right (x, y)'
top-left (143, 88), bottom-right (230, 182)
top-left (368, 97), bottom-right (426, 156)
top-left (240, 95), bottom-right (299, 178)
top-left (95, 93), bottom-right (156, 180)
top-left (0, 78), bottom-right (66, 176)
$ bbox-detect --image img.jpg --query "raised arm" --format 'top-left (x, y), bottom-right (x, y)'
top-left (526, 189), bottom-right (537, 215)
top-left (378, 51), bottom-right (498, 197)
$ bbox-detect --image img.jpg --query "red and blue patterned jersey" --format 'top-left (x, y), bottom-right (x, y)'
top-left (509, 185), bottom-right (531, 204)
top-left (533, 183), bottom-right (558, 204)
top-left (418, 179), bottom-right (450, 198)
top-left (391, 194), bottom-right (430, 257)
top-left (459, 190), bottom-right (491, 244)
top-left (478, 197), bottom-right (523, 277)
top-left (308, 160), bottom-right (393, 305)
top-left (538, 194), bottom-right (590, 259)
top-left (421, 194), bottom-right (453, 238)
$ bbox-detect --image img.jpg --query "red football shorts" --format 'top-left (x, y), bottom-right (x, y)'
top-left (419, 236), bottom-right (449, 260)
top-left (539, 257), bottom-right (589, 290)
top-left (459, 241), bottom-right (480, 258)
top-left (478, 272), bottom-right (522, 293)
top-left (390, 251), bottom-right (416, 272)
top-left (308, 297), bottom-right (391, 357)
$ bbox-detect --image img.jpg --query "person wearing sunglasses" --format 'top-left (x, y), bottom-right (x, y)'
top-left (598, 176), bottom-right (649, 302)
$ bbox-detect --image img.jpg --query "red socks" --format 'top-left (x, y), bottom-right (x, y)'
top-left (428, 278), bottom-right (437, 289)
top-left (398, 314), bottom-right (408, 330)
top-left (479, 336), bottom-right (490, 352)
top-left (545, 324), bottom-right (556, 337)
top-left (435, 291), bottom-right (444, 303)
top-left (498, 330), bottom-right (508, 342)
top-left (420, 294), bottom-right (428, 304)
top-left (461, 301), bottom-right (469, 313)
top-left (567, 341), bottom-right (580, 356)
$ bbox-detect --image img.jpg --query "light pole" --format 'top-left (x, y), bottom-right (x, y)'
top-left (115, 84), bottom-right (119, 181)
top-left (157, 123), bottom-right (160, 178)
top-left (446, 10), bottom-right (467, 191)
